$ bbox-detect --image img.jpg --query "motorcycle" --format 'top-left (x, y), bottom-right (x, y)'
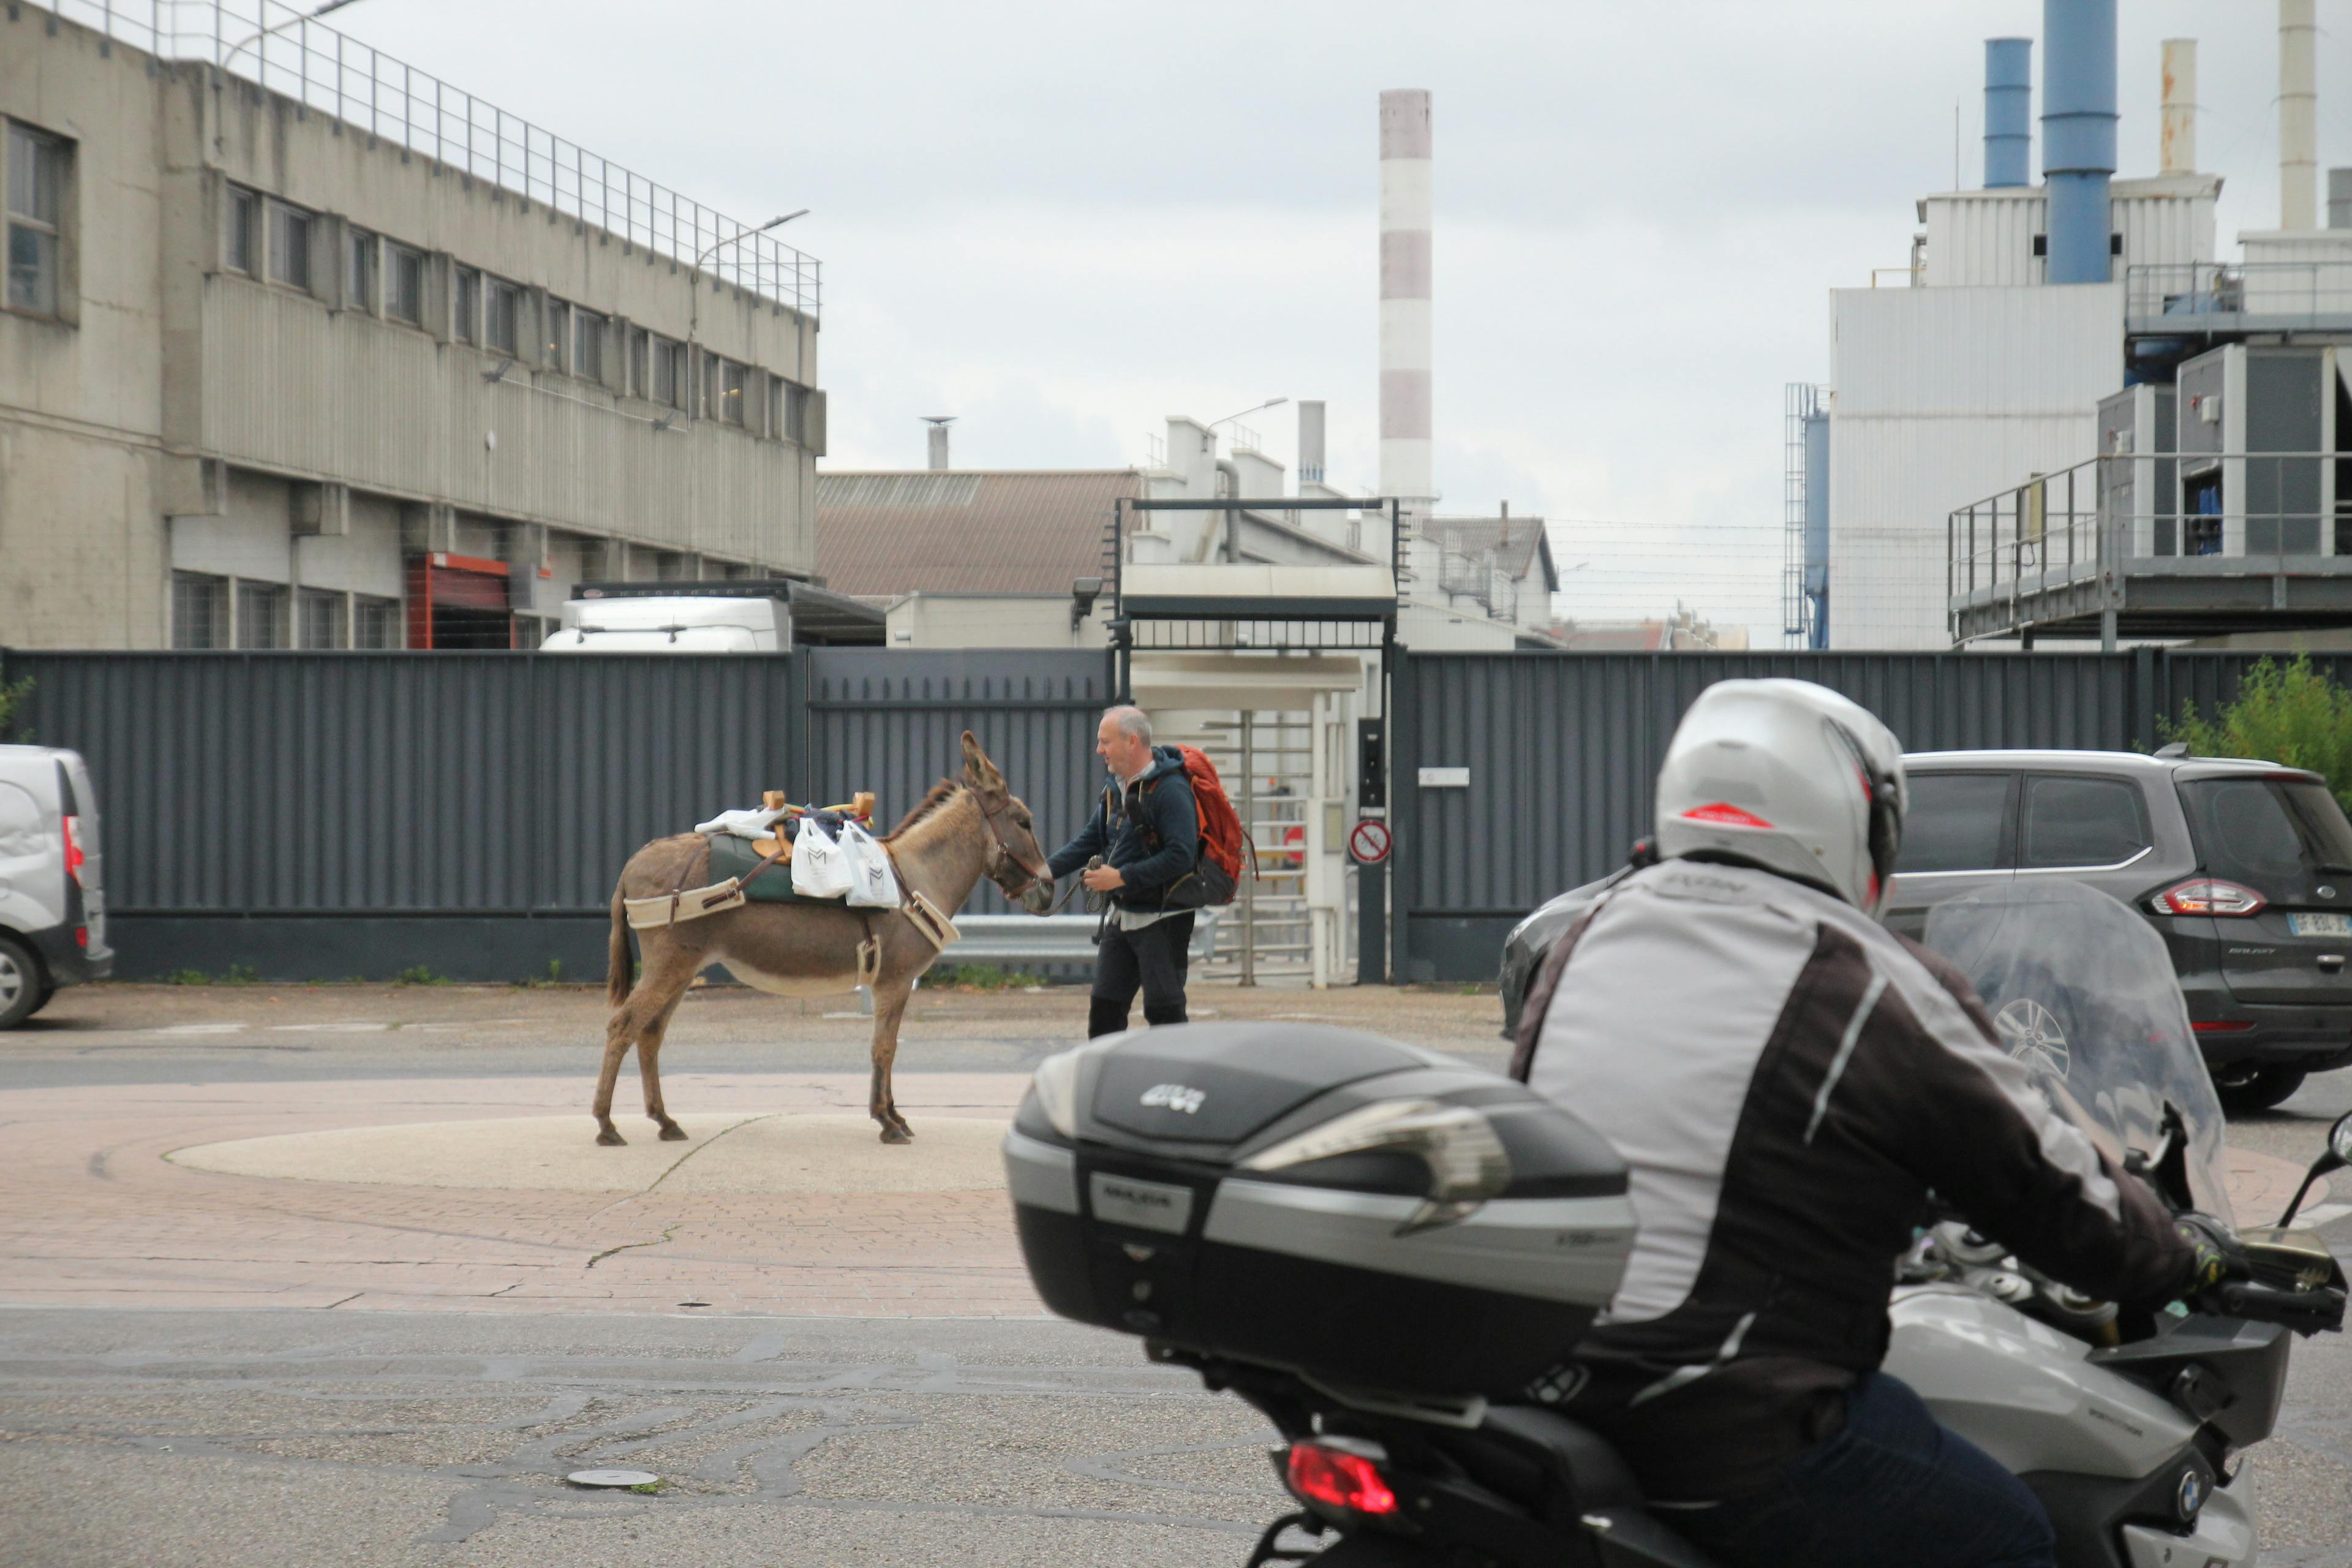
top-left (1001, 881), bottom-right (2346, 1567)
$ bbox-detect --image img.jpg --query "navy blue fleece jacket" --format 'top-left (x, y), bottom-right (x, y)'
top-left (1046, 746), bottom-right (1200, 909)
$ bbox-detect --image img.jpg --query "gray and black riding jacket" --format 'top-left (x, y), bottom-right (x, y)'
top-left (1510, 858), bottom-right (2197, 1502)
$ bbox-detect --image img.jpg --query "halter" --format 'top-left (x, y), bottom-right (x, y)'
top-left (971, 786), bottom-right (1050, 894)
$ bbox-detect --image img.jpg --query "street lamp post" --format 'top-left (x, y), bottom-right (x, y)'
top-left (684, 210), bottom-right (806, 420)
top-left (1202, 396), bottom-right (1288, 452)
top-left (213, 0), bottom-right (372, 154)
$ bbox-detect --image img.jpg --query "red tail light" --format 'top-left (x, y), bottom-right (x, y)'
top-left (1286, 1442), bottom-right (1398, 1516)
top-left (62, 815), bottom-right (86, 886)
top-left (74, 925), bottom-right (88, 949)
top-left (2192, 1020), bottom-right (2255, 1034)
top-left (2149, 879), bottom-right (2264, 918)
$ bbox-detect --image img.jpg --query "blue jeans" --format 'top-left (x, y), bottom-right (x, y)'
top-left (1668, 1373), bottom-right (2057, 1568)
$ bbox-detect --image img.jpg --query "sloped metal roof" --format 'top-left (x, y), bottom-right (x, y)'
top-left (1426, 516), bottom-right (1556, 591)
top-left (816, 470), bottom-right (1144, 597)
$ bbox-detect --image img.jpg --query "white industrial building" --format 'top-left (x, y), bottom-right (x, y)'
top-left (1811, 0), bottom-right (2352, 650)
top-left (0, 3), bottom-right (823, 650)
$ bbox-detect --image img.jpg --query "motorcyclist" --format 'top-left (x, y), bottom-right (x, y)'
top-left (1510, 679), bottom-right (2234, 1568)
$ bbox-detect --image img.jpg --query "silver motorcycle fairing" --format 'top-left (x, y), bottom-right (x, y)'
top-left (1886, 1286), bottom-right (2196, 1479)
top-left (2120, 1488), bottom-right (2253, 1567)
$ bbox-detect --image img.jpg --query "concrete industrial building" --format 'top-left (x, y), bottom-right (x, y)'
top-left (0, 4), bottom-right (823, 650)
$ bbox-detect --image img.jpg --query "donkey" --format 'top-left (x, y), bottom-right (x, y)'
top-left (595, 733), bottom-right (1054, 1146)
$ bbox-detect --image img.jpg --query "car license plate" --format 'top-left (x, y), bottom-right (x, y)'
top-left (2290, 913), bottom-right (2352, 937)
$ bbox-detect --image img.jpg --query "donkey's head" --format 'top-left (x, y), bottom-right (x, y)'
top-left (961, 731), bottom-right (1054, 911)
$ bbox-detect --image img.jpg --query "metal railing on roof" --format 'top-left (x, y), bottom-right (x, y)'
top-left (1946, 450), bottom-right (2352, 608)
top-left (45, 0), bottom-right (820, 318)
top-left (2125, 262), bottom-right (2352, 333)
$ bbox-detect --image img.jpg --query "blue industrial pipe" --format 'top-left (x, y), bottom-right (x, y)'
top-left (1985, 39), bottom-right (2032, 187)
top-left (2041, 0), bottom-right (2116, 284)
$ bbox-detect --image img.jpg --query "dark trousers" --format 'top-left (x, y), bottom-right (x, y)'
top-left (1088, 911), bottom-right (1197, 1038)
top-left (1668, 1373), bottom-right (2056, 1568)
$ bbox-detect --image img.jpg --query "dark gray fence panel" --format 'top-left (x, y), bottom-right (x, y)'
top-left (806, 649), bottom-right (1115, 916)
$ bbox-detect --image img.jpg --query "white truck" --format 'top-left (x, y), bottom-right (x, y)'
top-left (0, 745), bottom-right (111, 1027)
top-left (538, 579), bottom-right (883, 653)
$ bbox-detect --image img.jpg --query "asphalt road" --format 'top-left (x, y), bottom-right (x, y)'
top-left (3, 983), bottom-right (2350, 1564)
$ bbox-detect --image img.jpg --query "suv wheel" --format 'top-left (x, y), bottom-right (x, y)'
top-left (0, 936), bottom-right (43, 1030)
top-left (2212, 1062), bottom-right (2309, 1115)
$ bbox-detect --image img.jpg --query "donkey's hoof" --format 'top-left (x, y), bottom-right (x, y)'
top-left (657, 1123), bottom-right (689, 1142)
top-left (595, 1128), bottom-right (627, 1147)
top-left (879, 1125), bottom-right (913, 1146)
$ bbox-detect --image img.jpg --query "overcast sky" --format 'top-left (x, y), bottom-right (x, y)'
top-left (325, 1), bottom-right (2352, 642)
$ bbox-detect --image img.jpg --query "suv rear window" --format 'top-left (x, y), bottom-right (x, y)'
top-left (2179, 776), bottom-right (2352, 895)
top-left (2021, 775), bottom-right (2150, 868)
top-left (1896, 772), bottom-right (2011, 873)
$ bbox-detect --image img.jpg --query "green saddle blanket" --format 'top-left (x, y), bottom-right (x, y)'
top-left (704, 833), bottom-right (821, 905)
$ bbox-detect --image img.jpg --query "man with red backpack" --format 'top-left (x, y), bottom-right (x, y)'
top-left (1047, 705), bottom-right (1237, 1038)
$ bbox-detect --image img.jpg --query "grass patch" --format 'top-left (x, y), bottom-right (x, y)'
top-left (931, 963), bottom-right (1047, 991)
top-left (391, 966), bottom-right (447, 987)
top-left (512, 959), bottom-right (567, 989)
top-left (165, 968), bottom-right (210, 986)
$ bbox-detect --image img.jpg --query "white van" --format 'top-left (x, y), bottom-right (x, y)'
top-left (0, 745), bottom-right (111, 1027)
top-left (540, 594), bottom-right (788, 653)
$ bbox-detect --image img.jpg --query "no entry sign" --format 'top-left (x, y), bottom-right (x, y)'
top-left (1348, 818), bottom-right (1393, 865)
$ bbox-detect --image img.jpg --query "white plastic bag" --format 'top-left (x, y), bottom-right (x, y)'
top-left (840, 822), bottom-right (903, 908)
top-left (790, 818), bottom-right (853, 899)
top-left (696, 804), bottom-right (787, 840)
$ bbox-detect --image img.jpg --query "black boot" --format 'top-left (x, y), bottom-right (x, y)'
top-left (1142, 1002), bottom-right (1188, 1028)
top-left (1088, 996), bottom-right (1130, 1038)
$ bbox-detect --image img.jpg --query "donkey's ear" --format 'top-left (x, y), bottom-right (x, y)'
top-left (960, 730), bottom-right (1006, 793)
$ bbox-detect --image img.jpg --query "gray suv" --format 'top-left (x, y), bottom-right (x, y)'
top-left (1499, 748), bottom-right (2352, 1114)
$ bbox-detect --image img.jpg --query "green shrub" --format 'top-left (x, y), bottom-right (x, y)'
top-left (0, 674), bottom-right (29, 741)
top-left (165, 968), bottom-right (209, 986)
top-left (392, 966), bottom-right (447, 986)
top-left (2165, 655), bottom-right (2352, 812)
top-left (222, 963), bottom-right (259, 986)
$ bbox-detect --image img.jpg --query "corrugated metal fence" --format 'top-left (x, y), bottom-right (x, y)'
top-left (0, 648), bottom-right (1113, 979)
top-left (1388, 649), bottom-right (2352, 980)
top-left (4, 644), bottom-right (2344, 982)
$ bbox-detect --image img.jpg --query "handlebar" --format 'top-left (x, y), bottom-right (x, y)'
top-left (2203, 1280), bottom-right (2346, 1336)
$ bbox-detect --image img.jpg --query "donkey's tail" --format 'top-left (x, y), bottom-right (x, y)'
top-left (606, 890), bottom-right (634, 1006)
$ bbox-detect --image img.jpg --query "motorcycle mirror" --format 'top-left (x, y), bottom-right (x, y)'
top-left (2276, 1112), bottom-right (2352, 1229)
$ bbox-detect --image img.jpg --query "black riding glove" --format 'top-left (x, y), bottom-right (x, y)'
top-left (2176, 1212), bottom-right (2250, 1300)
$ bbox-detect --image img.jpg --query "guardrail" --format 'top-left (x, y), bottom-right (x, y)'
top-left (944, 913), bottom-right (1221, 969)
top-left (1947, 451), bottom-right (2346, 605)
top-left (38, 0), bottom-right (819, 317)
top-left (2125, 262), bottom-right (2352, 331)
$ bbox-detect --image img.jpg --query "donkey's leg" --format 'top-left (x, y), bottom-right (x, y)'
top-left (868, 977), bottom-right (916, 1144)
top-left (636, 978), bottom-right (696, 1141)
top-left (593, 937), bottom-right (695, 1145)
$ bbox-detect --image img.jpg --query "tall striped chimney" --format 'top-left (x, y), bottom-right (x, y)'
top-left (2160, 39), bottom-right (2196, 175)
top-left (2282, 0), bottom-right (2318, 228)
top-left (1379, 89), bottom-right (1433, 510)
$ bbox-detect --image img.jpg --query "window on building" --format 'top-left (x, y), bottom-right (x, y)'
top-left (774, 379), bottom-right (810, 445)
top-left (343, 227), bottom-right (375, 311)
top-left (384, 241), bottom-right (423, 325)
top-left (572, 309), bottom-right (603, 382)
top-left (720, 358), bottom-right (747, 425)
top-left (628, 328), bottom-right (649, 397)
top-left (650, 337), bottom-right (684, 409)
top-left (484, 277), bottom-right (520, 355)
top-left (353, 595), bottom-right (403, 649)
top-left (6, 123), bottom-right (66, 317)
top-left (543, 298), bottom-right (569, 369)
top-left (268, 201), bottom-right (312, 290)
top-left (171, 571), bottom-right (229, 650)
top-left (453, 266), bottom-right (478, 344)
top-left (513, 614), bottom-right (551, 648)
top-left (235, 581), bottom-right (288, 649)
top-left (226, 186), bottom-right (259, 273)
top-left (297, 588), bottom-right (349, 650)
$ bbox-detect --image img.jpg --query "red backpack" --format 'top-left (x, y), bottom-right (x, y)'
top-left (1122, 745), bottom-right (1249, 907)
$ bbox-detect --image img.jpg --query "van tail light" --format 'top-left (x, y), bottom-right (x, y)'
top-left (2192, 1020), bottom-right (2255, 1035)
top-left (1285, 1442), bottom-right (1398, 1517)
top-left (62, 815), bottom-right (86, 886)
top-left (2150, 879), bottom-right (2265, 918)
top-left (74, 926), bottom-right (88, 949)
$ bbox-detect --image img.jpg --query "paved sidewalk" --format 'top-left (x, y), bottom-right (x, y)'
top-left (0, 1072), bottom-right (1041, 1317)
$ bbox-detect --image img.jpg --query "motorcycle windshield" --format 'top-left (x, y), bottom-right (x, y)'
top-left (1923, 880), bottom-right (2233, 1225)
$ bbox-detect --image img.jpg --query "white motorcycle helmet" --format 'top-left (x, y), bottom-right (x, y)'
top-left (1653, 679), bottom-right (1909, 915)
